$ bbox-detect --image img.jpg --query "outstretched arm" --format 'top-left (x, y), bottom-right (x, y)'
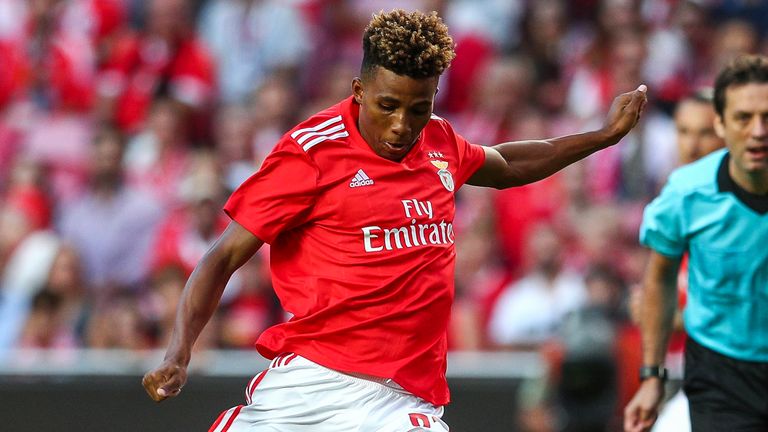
top-left (142, 221), bottom-right (264, 402)
top-left (468, 85), bottom-right (647, 188)
top-left (623, 250), bottom-right (681, 432)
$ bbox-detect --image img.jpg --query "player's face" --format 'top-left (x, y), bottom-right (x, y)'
top-left (715, 83), bottom-right (768, 182)
top-left (674, 100), bottom-right (723, 165)
top-left (353, 67), bottom-right (438, 161)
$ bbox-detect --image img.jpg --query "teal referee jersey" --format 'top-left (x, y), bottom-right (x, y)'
top-left (641, 149), bottom-right (768, 361)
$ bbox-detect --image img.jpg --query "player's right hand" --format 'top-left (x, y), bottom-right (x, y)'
top-left (623, 378), bottom-right (664, 432)
top-left (142, 360), bottom-right (188, 402)
top-left (603, 84), bottom-right (648, 141)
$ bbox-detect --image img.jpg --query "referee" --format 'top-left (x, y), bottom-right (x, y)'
top-left (624, 55), bottom-right (768, 432)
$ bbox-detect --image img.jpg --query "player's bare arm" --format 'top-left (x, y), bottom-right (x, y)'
top-left (623, 251), bottom-right (681, 432)
top-left (468, 85), bottom-right (648, 188)
top-left (142, 221), bottom-right (264, 402)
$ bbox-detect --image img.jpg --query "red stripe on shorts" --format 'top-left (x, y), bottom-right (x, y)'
top-left (247, 370), bottom-right (269, 401)
top-left (244, 374), bottom-right (258, 405)
top-left (283, 353), bottom-right (298, 366)
top-left (270, 353), bottom-right (285, 368)
top-left (208, 408), bottom-right (229, 432)
top-left (220, 405), bottom-right (243, 432)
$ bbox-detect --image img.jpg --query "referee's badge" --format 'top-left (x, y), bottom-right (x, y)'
top-left (430, 160), bottom-right (454, 192)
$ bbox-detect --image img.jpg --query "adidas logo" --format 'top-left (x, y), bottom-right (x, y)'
top-left (349, 169), bottom-right (374, 188)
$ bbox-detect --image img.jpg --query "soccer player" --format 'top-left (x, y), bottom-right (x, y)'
top-left (143, 10), bottom-right (647, 431)
top-left (624, 55), bottom-right (768, 432)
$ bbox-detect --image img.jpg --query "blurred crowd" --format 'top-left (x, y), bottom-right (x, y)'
top-left (0, 0), bottom-right (763, 429)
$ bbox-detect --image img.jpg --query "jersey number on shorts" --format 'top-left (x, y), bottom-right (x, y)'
top-left (409, 413), bottom-right (431, 427)
top-left (408, 413), bottom-right (449, 431)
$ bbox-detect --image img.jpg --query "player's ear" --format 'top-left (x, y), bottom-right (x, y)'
top-left (714, 115), bottom-right (726, 139)
top-left (352, 78), bottom-right (364, 104)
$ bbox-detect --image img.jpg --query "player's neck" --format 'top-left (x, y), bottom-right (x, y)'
top-left (729, 161), bottom-right (768, 195)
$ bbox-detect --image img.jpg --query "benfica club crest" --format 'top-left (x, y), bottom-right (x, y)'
top-left (430, 160), bottom-right (455, 192)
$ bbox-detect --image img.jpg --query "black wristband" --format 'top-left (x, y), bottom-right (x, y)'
top-left (639, 365), bottom-right (668, 382)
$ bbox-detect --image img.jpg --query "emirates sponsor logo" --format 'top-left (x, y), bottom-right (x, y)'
top-left (360, 198), bottom-right (454, 252)
top-left (361, 220), bottom-right (454, 252)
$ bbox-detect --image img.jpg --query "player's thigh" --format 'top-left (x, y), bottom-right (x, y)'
top-left (209, 357), bottom-right (374, 431)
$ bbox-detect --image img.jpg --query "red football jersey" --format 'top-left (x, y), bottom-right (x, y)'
top-left (224, 96), bottom-right (486, 405)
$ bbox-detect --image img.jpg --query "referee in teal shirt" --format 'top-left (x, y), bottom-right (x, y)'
top-left (625, 55), bottom-right (768, 432)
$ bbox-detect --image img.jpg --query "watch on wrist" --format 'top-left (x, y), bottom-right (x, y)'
top-left (639, 365), bottom-right (668, 382)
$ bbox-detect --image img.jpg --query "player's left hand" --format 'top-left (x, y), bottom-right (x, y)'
top-left (142, 359), bottom-right (188, 402)
top-left (603, 84), bottom-right (648, 141)
top-left (623, 377), bottom-right (664, 432)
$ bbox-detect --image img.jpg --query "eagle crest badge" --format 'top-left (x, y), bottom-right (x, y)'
top-left (430, 160), bottom-right (454, 192)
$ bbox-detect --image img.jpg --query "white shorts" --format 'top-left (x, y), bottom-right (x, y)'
top-left (652, 390), bottom-right (691, 432)
top-left (208, 353), bottom-right (450, 432)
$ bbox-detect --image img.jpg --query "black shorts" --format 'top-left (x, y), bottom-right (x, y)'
top-left (684, 337), bottom-right (768, 431)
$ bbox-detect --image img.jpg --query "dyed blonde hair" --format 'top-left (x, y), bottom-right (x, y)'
top-left (361, 9), bottom-right (455, 79)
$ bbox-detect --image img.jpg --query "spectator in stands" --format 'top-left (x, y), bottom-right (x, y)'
top-left (218, 251), bottom-right (282, 349)
top-left (124, 97), bottom-right (191, 208)
top-left (143, 264), bottom-right (187, 348)
top-left (0, 227), bottom-right (60, 353)
top-left (571, 203), bottom-right (628, 274)
top-left (213, 103), bottom-right (257, 192)
top-left (17, 290), bottom-right (64, 349)
top-left (518, 0), bottom-right (577, 121)
top-left (148, 152), bottom-right (229, 277)
top-left (18, 245), bottom-right (88, 349)
top-left (85, 292), bottom-right (149, 350)
top-left (556, 265), bottom-right (628, 431)
top-left (0, 157), bottom-right (59, 350)
top-left (489, 108), bottom-right (570, 274)
top-left (451, 55), bottom-right (537, 145)
top-left (451, 187), bottom-right (501, 350)
top-left (59, 125), bottom-right (163, 296)
top-left (143, 265), bottom-right (220, 351)
top-left (675, 89), bottom-right (724, 166)
top-left (488, 223), bottom-right (587, 350)
top-left (516, 263), bottom-right (630, 432)
top-left (198, 0), bottom-right (309, 104)
top-left (248, 76), bottom-right (300, 163)
top-left (143, 261), bottom-right (225, 352)
top-left (438, 0), bottom-right (511, 114)
top-left (0, 0), bottom-right (128, 203)
top-left (710, 19), bottom-right (758, 80)
top-left (569, 24), bottom-right (680, 203)
top-left (96, 0), bottom-right (215, 136)
top-left (297, 0), bottom-right (363, 101)
top-left (0, 0), bottom-right (100, 113)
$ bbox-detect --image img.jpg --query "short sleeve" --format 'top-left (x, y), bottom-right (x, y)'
top-left (639, 181), bottom-right (686, 258)
top-left (447, 126), bottom-right (486, 188)
top-left (224, 141), bottom-right (319, 244)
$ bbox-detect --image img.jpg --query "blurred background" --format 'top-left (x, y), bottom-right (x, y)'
top-left (0, 0), bottom-right (759, 430)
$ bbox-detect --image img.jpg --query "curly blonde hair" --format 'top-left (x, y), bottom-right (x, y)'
top-left (361, 9), bottom-right (455, 79)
